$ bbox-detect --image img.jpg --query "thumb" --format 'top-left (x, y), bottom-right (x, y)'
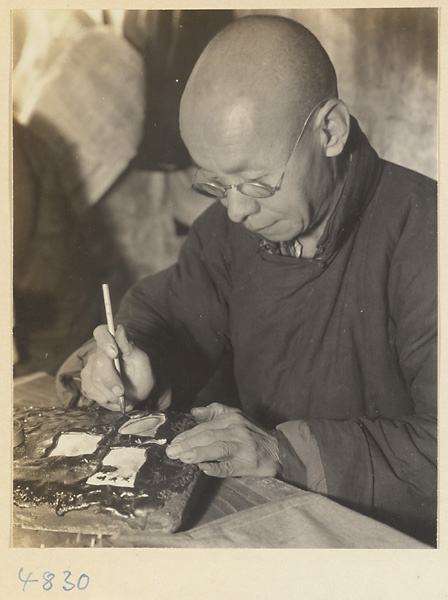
top-left (191, 402), bottom-right (238, 422)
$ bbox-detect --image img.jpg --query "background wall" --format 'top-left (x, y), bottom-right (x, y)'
top-left (239, 8), bottom-right (438, 180)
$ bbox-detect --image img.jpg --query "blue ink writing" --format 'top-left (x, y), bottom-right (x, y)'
top-left (63, 571), bottom-right (76, 592)
top-left (43, 572), bottom-right (55, 591)
top-left (77, 575), bottom-right (89, 590)
top-left (18, 568), bottom-right (38, 593)
top-left (18, 569), bottom-right (90, 592)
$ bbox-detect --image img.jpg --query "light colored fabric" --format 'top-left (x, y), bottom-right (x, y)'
top-left (14, 12), bottom-right (145, 210)
top-left (107, 490), bottom-right (430, 548)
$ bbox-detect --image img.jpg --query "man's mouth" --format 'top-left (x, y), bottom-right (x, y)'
top-left (247, 220), bottom-right (278, 234)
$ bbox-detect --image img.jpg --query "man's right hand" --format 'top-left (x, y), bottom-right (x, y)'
top-left (81, 324), bottom-right (155, 412)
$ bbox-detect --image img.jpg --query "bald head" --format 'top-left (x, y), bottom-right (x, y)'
top-left (180, 15), bottom-right (338, 165)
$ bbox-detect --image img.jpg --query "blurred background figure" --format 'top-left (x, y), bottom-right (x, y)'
top-left (12, 10), bottom-right (108, 376)
top-left (13, 117), bottom-right (100, 376)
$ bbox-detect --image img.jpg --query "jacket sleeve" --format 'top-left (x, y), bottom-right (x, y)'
top-left (113, 207), bottom-right (233, 409)
top-left (277, 182), bottom-right (437, 545)
top-left (56, 205), bottom-right (232, 409)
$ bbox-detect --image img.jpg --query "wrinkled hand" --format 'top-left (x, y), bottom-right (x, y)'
top-left (166, 403), bottom-right (281, 478)
top-left (81, 324), bottom-right (158, 412)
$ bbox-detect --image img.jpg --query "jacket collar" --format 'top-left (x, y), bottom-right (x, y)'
top-left (314, 116), bottom-right (383, 264)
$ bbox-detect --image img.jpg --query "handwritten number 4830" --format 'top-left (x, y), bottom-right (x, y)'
top-left (18, 568), bottom-right (90, 592)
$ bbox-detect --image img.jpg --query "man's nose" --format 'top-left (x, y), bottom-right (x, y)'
top-left (222, 190), bottom-right (260, 223)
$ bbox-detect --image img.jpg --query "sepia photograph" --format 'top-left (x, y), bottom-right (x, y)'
top-left (11, 8), bottom-right (437, 556)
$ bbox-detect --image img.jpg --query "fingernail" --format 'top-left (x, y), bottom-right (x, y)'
top-left (166, 444), bottom-right (181, 458)
top-left (180, 451), bottom-right (194, 463)
top-left (105, 345), bottom-right (117, 358)
top-left (112, 385), bottom-right (124, 396)
top-left (191, 407), bottom-right (208, 420)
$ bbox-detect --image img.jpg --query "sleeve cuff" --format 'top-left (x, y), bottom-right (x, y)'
top-left (275, 429), bottom-right (307, 488)
top-left (276, 420), bottom-right (328, 494)
top-left (55, 338), bottom-right (97, 407)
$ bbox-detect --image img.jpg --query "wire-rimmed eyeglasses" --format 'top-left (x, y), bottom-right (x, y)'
top-left (190, 99), bottom-right (327, 200)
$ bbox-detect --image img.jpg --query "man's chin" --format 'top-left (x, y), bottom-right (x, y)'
top-left (258, 229), bottom-right (300, 243)
top-left (244, 220), bottom-right (301, 243)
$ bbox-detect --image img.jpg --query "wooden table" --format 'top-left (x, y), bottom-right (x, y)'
top-left (12, 373), bottom-right (429, 549)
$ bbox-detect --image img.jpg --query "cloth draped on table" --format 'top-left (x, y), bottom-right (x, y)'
top-left (103, 486), bottom-right (429, 549)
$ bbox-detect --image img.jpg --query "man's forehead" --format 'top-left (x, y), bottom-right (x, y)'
top-left (182, 94), bottom-right (294, 143)
top-left (187, 131), bottom-right (288, 178)
top-left (194, 158), bottom-right (270, 178)
top-left (183, 106), bottom-right (299, 177)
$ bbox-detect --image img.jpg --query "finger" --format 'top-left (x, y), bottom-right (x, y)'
top-left (93, 325), bottom-right (119, 359)
top-left (198, 461), bottom-right (238, 478)
top-left (78, 395), bottom-right (95, 408)
top-left (167, 427), bottom-right (221, 456)
top-left (191, 403), bottom-right (239, 423)
top-left (81, 354), bottom-right (124, 408)
top-left (170, 412), bottom-right (241, 447)
top-left (167, 437), bottom-right (241, 464)
top-left (81, 370), bottom-right (123, 411)
top-left (93, 351), bottom-right (124, 395)
top-left (115, 325), bottom-right (135, 358)
top-left (81, 371), bottom-right (123, 410)
top-left (101, 398), bottom-right (126, 412)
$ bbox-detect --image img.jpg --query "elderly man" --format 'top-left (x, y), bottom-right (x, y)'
top-left (59, 16), bottom-right (437, 544)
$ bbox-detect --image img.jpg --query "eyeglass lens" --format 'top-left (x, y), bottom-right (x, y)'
top-left (192, 182), bottom-right (275, 199)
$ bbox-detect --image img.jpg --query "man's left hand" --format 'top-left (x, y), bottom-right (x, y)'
top-left (165, 403), bottom-right (282, 478)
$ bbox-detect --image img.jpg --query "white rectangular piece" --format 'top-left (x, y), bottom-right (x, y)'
top-left (86, 447), bottom-right (147, 488)
top-left (50, 432), bottom-right (103, 457)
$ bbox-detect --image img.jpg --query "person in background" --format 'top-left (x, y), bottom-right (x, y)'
top-left (58, 16), bottom-right (437, 545)
top-left (13, 119), bottom-right (101, 377)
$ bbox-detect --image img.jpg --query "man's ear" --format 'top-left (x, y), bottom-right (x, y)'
top-left (317, 99), bottom-right (351, 158)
